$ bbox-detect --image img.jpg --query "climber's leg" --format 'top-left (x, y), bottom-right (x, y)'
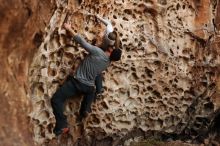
top-left (51, 79), bottom-right (78, 135)
top-left (94, 74), bottom-right (103, 101)
top-left (77, 83), bottom-right (95, 122)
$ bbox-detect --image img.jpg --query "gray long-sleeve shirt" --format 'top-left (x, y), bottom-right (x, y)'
top-left (73, 34), bottom-right (110, 86)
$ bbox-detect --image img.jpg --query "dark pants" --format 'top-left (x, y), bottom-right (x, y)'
top-left (94, 74), bottom-right (103, 102)
top-left (95, 74), bottom-right (103, 93)
top-left (51, 76), bottom-right (95, 131)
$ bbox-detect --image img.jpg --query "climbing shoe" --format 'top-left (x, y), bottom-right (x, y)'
top-left (53, 127), bottom-right (70, 136)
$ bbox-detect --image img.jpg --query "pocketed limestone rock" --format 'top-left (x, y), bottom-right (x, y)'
top-left (28, 0), bottom-right (220, 145)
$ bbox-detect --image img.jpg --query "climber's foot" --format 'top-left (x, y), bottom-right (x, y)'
top-left (54, 127), bottom-right (70, 136)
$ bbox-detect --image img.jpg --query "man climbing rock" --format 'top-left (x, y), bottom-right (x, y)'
top-left (51, 22), bottom-right (122, 136)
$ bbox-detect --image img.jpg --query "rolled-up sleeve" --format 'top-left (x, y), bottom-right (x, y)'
top-left (97, 16), bottom-right (113, 34)
top-left (106, 20), bottom-right (113, 34)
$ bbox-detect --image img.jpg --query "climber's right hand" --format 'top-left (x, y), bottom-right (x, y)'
top-left (63, 22), bottom-right (76, 36)
top-left (63, 22), bottom-right (72, 31)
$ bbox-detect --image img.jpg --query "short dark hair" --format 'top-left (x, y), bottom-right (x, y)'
top-left (110, 49), bottom-right (122, 61)
top-left (108, 31), bottom-right (117, 41)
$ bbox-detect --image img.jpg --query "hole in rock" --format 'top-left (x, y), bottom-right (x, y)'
top-left (138, 42), bottom-right (142, 47)
top-left (189, 128), bottom-right (199, 137)
top-left (145, 68), bottom-right (153, 78)
top-left (155, 119), bottom-right (163, 128)
top-left (196, 117), bottom-right (209, 126)
top-left (122, 38), bottom-right (127, 42)
top-left (39, 125), bottom-right (45, 137)
top-left (148, 96), bottom-right (155, 103)
top-left (42, 121), bottom-right (47, 126)
top-left (77, 0), bottom-right (82, 5)
top-left (132, 14), bottom-right (136, 19)
top-left (48, 68), bottom-right (57, 76)
top-left (177, 88), bottom-right (183, 93)
top-left (41, 54), bottom-right (47, 62)
top-left (64, 52), bottom-right (74, 59)
top-left (163, 87), bottom-right (170, 92)
top-left (152, 90), bottom-right (161, 98)
top-left (140, 36), bottom-right (146, 42)
top-left (208, 83), bottom-right (216, 90)
top-left (168, 97), bottom-right (178, 105)
top-left (154, 60), bottom-right (161, 66)
top-left (85, 26), bottom-right (89, 31)
top-left (144, 8), bottom-right (158, 17)
top-left (124, 9), bottom-right (132, 15)
top-left (47, 123), bottom-right (53, 133)
top-left (131, 72), bottom-right (139, 80)
top-left (204, 102), bottom-right (214, 113)
top-left (90, 115), bottom-right (100, 124)
top-left (33, 31), bottom-right (43, 47)
top-left (56, 48), bottom-right (64, 57)
top-left (182, 5), bottom-right (185, 9)
top-left (174, 78), bottom-right (178, 83)
top-left (176, 3), bottom-right (180, 10)
top-left (43, 44), bottom-right (47, 51)
top-left (158, 104), bottom-right (166, 111)
top-left (33, 119), bottom-right (40, 125)
top-left (168, 107), bottom-right (174, 112)
top-left (123, 17), bottom-right (129, 21)
top-left (100, 101), bottom-right (108, 109)
top-left (120, 24), bottom-right (123, 29)
top-left (172, 84), bottom-right (177, 88)
top-left (170, 49), bottom-right (174, 56)
top-left (147, 86), bottom-right (153, 91)
top-left (131, 67), bottom-right (136, 71)
top-left (106, 124), bottom-right (112, 129)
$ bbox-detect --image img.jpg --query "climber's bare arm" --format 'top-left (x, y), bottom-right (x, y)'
top-left (85, 13), bottom-right (109, 26)
top-left (63, 22), bottom-right (76, 37)
top-left (95, 15), bottom-right (111, 26)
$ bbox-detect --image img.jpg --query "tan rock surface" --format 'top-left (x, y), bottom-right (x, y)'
top-left (29, 0), bottom-right (220, 145)
top-left (1, 0), bottom-right (220, 146)
top-left (0, 0), bottom-right (55, 146)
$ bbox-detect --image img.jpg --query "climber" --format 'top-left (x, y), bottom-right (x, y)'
top-left (93, 15), bottom-right (120, 99)
top-left (51, 22), bottom-right (122, 136)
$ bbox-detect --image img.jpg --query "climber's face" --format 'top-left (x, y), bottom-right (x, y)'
top-left (108, 47), bottom-right (113, 53)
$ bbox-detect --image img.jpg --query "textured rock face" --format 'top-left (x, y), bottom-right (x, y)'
top-left (0, 0), bottom-right (55, 146)
top-left (1, 0), bottom-right (219, 146)
top-left (28, 0), bottom-right (220, 145)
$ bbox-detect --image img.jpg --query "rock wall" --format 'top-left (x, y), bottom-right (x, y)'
top-left (28, 0), bottom-right (220, 145)
top-left (1, 0), bottom-right (220, 146)
top-left (0, 0), bottom-right (55, 146)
